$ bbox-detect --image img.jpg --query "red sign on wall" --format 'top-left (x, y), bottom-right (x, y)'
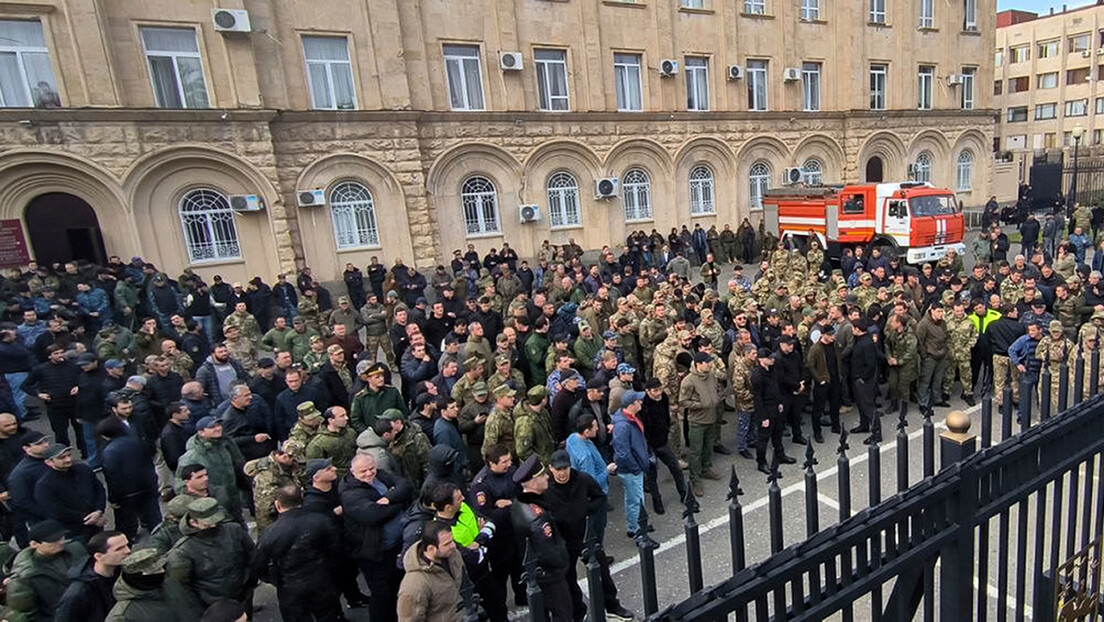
top-left (0, 220), bottom-right (31, 269)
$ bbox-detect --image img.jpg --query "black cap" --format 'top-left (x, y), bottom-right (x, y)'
top-left (548, 449), bottom-right (572, 469)
top-left (586, 377), bottom-right (606, 390)
top-left (779, 335), bottom-right (797, 345)
top-left (821, 324), bottom-right (836, 336)
top-left (512, 454), bottom-right (545, 485)
top-left (21, 430), bottom-right (46, 446)
top-left (644, 377), bottom-right (662, 390)
top-left (853, 318), bottom-right (869, 332)
top-left (757, 347), bottom-right (773, 359)
top-left (692, 352), bottom-right (712, 364)
top-left (28, 519), bottom-right (66, 543)
top-left (257, 357), bottom-right (276, 368)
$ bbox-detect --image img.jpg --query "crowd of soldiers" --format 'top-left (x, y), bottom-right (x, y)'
top-left (0, 212), bottom-right (1101, 621)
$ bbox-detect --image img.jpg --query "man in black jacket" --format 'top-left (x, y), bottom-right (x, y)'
top-left (775, 335), bottom-right (809, 444)
top-left (23, 344), bottom-right (81, 450)
top-left (640, 379), bottom-right (686, 512)
top-left (8, 430), bottom-right (49, 546)
top-left (302, 459), bottom-right (369, 609)
top-left (848, 319), bottom-right (886, 445)
top-left (74, 354), bottom-right (106, 469)
top-left (54, 530), bottom-right (129, 622)
top-left (219, 384), bottom-right (275, 462)
top-left (253, 485), bottom-right (342, 622)
top-left (544, 451), bottom-right (634, 622)
top-left (339, 453), bottom-right (412, 622)
top-left (33, 444), bottom-right (106, 543)
top-left (510, 455), bottom-right (573, 622)
top-left (751, 348), bottom-right (792, 475)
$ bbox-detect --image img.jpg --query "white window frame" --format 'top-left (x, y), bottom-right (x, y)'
top-left (682, 0), bottom-right (706, 7)
top-left (1037, 40), bottom-right (1059, 58)
top-left (547, 171), bottom-right (581, 228)
top-left (1011, 45), bottom-right (1030, 63)
top-left (614, 53), bottom-right (643, 112)
top-left (689, 165), bottom-right (716, 215)
top-left (749, 161), bottom-right (771, 211)
top-left (179, 188), bottom-right (240, 263)
top-left (960, 67), bottom-right (976, 110)
top-left (329, 181), bottom-right (379, 249)
top-left (995, 49), bottom-right (1004, 67)
top-left (956, 151), bottom-right (973, 191)
top-left (1096, 97), bottom-right (1104, 114)
top-left (0, 20), bottom-right (59, 108)
top-left (685, 56), bottom-right (709, 111)
top-left (302, 35), bottom-right (356, 111)
top-left (622, 168), bottom-right (653, 222)
top-left (802, 159), bottom-right (823, 185)
top-left (747, 59), bottom-right (768, 111)
top-left (443, 44), bottom-right (485, 111)
top-left (1037, 72), bottom-right (1058, 89)
top-left (1069, 33), bottom-right (1090, 54)
top-left (535, 49), bottom-right (569, 112)
top-left (802, 62), bottom-right (821, 111)
top-left (919, 0), bottom-right (934, 28)
top-left (461, 176), bottom-right (500, 236)
top-left (869, 64), bottom-right (887, 110)
top-left (801, 0), bottom-right (819, 20)
top-left (870, 0), bottom-right (886, 24)
top-left (744, 0), bottom-right (766, 15)
top-left (913, 151), bottom-right (932, 183)
top-left (917, 65), bottom-right (934, 110)
top-left (140, 26), bottom-right (210, 109)
top-left (964, 0), bottom-right (977, 30)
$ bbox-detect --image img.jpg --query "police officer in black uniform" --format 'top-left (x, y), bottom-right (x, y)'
top-left (510, 454), bottom-right (573, 622)
top-left (468, 443), bottom-right (524, 606)
top-left (752, 347), bottom-right (795, 475)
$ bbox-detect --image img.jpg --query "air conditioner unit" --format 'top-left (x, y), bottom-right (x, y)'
top-left (229, 194), bottom-right (264, 212)
top-left (946, 74), bottom-right (964, 85)
top-left (212, 9), bottom-right (251, 33)
top-left (595, 177), bottom-right (619, 199)
top-left (499, 52), bottom-right (523, 71)
top-left (783, 68), bottom-right (802, 82)
top-left (519, 204), bottom-right (541, 223)
top-left (783, 167), bottom-right (804, 185)
top-left (1082, 50), bottom-right (1093, 58)
top-left (659, 59), bottom-right (679, 77)
top-left (297, 189), bottom-right (325, 208)
top-left (727, 65), bottom-right (744, 80)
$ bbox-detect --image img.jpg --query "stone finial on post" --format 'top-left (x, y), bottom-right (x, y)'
top-left (940, 409), bottom-right (978, 470)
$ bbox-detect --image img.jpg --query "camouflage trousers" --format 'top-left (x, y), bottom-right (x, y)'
top-left (363, 335), bottom-right (395, 367)
top-left (888, 363), bottom-right (917, 402)
top-left (942, 352), bottom-right (974, 397)
top-left (668, 409), bottom-right (685, 460)
top-left (993, 355), bottom-right (1020, 407)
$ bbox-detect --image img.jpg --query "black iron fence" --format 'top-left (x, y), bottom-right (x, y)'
top-left (514, 348), bottom-right (1104, 622)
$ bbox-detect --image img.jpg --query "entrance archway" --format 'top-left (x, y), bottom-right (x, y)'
top-left (865, 156), bottom-right (884, 183)
top-left (24, 193), bottom-right (106, 266)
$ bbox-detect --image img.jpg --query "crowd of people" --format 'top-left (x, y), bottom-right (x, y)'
top-left (0, 209), bottom-right (1100, 622)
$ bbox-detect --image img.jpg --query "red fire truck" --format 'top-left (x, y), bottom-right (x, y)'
top-left (761, 182), bottom-right (966, 264)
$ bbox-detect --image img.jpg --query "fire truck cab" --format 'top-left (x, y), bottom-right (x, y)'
top-left (762, 181), bottom-right (966, 265)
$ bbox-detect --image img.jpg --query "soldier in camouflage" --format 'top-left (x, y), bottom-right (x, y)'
top-left (885, 313), bottom-right (919, 413)
top-left (639, 302), bottom-right (672, 378)
top-left (1036, 320), bottom-right (1075, 414)
top-left (486, 354), bottom-right (525, 396)
top-left (483, 384), bottom-right (519, 458)
top-left (222, 302), bottom-right (261, 349)
top-left (383, 408), bottom-right (432, 492)
top-left (1072, 329), bottom-right (1104, 401)
top-left (697, 308), bottom-right (724, 353)
top-left (450, 357), bottom-right (486, 410)
top-left (284, 317), bottom-right (320, 366)
top-left (359, 293), bottom-right (394, 367)
top-left (514, 386), bottom-right (556, 464)
top-left (244, 440), bottom-right (306, 533)
top-left (288, 401), bottom-right (324, 446)
top-left (304, 406), bottom-right (357, 476)
top-left (943, 301), bottom-right (979, 406)
top-left (222, 325), bottom-right (258, 374)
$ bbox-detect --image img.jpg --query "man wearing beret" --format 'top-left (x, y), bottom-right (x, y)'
top-left (510, 455), bottom-right (573, 622)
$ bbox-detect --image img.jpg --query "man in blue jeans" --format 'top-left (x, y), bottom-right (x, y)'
top-left (612, 390), bottom-right (650, 538)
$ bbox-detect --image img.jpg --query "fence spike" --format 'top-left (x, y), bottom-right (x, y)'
top-left (804, 438), bottom-right (818, 471)
top-left (727, 464), bottom-right (744, 499)
top-left (837, 428), bottom-right (850, 457)
top-left (768, 451), bottom-right (782, 484)
top-left (682, 483), bottom-right (700, 518)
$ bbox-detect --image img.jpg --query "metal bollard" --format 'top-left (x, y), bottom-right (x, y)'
top-left (727, 465), bottom-right (746, 573)
top-left (896, 407), bottom-right (908, 492)
top-left (634, 515), bottom-right (659, 617)
top-left (768, 454), bottom-right (784, 554)
top-left (1074, 349), bottom-right (1085, 406)
top-left (583, 524), bottom-right (605, 622)
top-left (922, 406), bottom-right (934, 478)
top-left (1039, 366), bottom-right (1052, 421)
top-left (868, 440), bottom-right (881, 507)
top-left (837, 430), bottom-right (852, 521)
top-left (803, 442), bottom-right (819, 536)
top-left (683, 485), bottom-right (704, 594)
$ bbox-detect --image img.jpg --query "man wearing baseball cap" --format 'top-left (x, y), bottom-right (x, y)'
top-left (243, 440), bottom-right (306, 534)
top-left (612, 389), bottom-right (650, 537)
top-left (174, 416), bottom-right (246, 524)
top-left (34, 443), bottom-right (106, 543)
top-left (167, 497), bottom-right (253, 608)
top-left (6, 519), bottom-right (87, 621)
top-left (680, 352), bottom-right (722, 495)
top-left (105, 547), bottom-right (203, 619)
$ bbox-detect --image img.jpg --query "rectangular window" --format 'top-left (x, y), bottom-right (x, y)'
top-left (964, 0), bottom-right (977, 30)
top-left (1095, 129), bottom-right (1104, 145)
top-left (919, 0), bottom-right (933, 28)
top-left (801, 0), bottom-right (819, 20)
top-left (1007, 106), bottom-right (1028, 122)
top-left (995, 49), bottom-right (1004, 67)
top-left (1099, 65), bottom-right (1104, 81)
top-left (1097, 97), bottom-right (1104, 114)
top-left (140, 27), bottom-right (209, 109)
top-left (302, 36), bottom-right (356, 110)
top-left (1045, 133), bottom-right (1056, 148)
top-left (1068, 67), bottom-right (1091, 84)
top-left (1009, 76), bottom-right (1029, 93)
top-left (681, 0), bottom-right (706, 6)
top-left (744, 0), bottom-right (766, 15)
top-left (960, 67), bottom-right (976, 109)
top-left (869, 63), bottom-right (887, 110)
top-left (747, 59), bottom-right (768, 111)
top-left (0, 20), bottom-right (60, 108)
top-left (1034, 102), bottom-right (1057, 120)
top-left (993, 80), bottom-right (1002, 95)
top-left (614, 53), bottom-right (643, 112)
top-left (443, 44), bottom-right (484, 111)
top-left (1011, 45), bottom-right (1030, 63)
top-left (917, 65), bottom-right (934, 110)
top-left (802, 62), bottom-right (821, 111)
top-left (1069, 33), bottom-right (1091, 54)
top-left (685, 56), bottom-right (709, 111)
top-left (1067, 99), bottom-right (1089, 116)
top-left (870, 0), bottom-right (886, 23)
top-left (1037, 40), bottom-right (1059, 58)
top-left (535, 49), bottom-right (569, 111)
top-left (1037, 72), bottom-right (1058, 89)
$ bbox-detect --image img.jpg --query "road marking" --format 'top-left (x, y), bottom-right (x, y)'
top-left (818, 492), bottom-right (841, 511)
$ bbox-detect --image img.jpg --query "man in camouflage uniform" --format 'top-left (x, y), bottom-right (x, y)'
top-left (297, 290), bottom-right (322, 332)
top-left (483, 384), bottom-right (518, 458)
top-left (639, 302), bottom-right (671, 379)
top-left (697, 308), bottom-right (724, 352)
top-left (854, 273), bottom-right (878, 312)
top-left (653, 329), bottom-right (691, 459)
top-left (288, 401), bottom-right (324, 446)
top-left (285, 317), bottom-right (320, 365)
top-left (770, 241), bottom-right (791, 276)
top-left (222, 302), bottom-right (262, 349)
top-left (459, 381), bottom-right (491, 468)
top-left (1000, 270), bottom-right (1026, 306)
top-left (514, 386), bottom-right (556, 464)
top-left (451, 357), bottom-right (486, 410)
top-left (359, 293), bottom-right (393, 367)
top-left (486, 354), bottom-right (525, 395)
top-left (729, 344), bottom-right (757, 456)
top-left (223, 325), bottom-right (258, 374)
top-left (1072, 329), bottom-right (1104, 402)
top-left (884, 314), bottom-right (919, 413)
top-left (244, 440), bottom-right (306, 533)
top-left (1036, 320), bottom-right (1075, 414)
top-left (943, 301), bottom-right (979, 406)
top-left (613, 322), bottom-right (640, 372)
top-left (383, 408), bottom-right (432, 491)
top-left (305, 406), bottom-right (357, 476)
top-left (1078, 310), bottom-right (1104, 348)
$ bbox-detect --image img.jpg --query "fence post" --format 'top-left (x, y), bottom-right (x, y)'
top-left (940, 458), bottom-right (979, 622)
top-left (1039, 365), bottom-right (1052, 421)
top-left (683, 485), bottom-right (704, 594)
top-left (804, 441), bottom-right (819, 536)
top-left (768, 455), bottom-right (784, 554)
top-left (940, 410), bottom-right (977, 468)
top-left (583, 523), bottom-right (605, 622)
top-left (634, 515), bottom-right (659, 617)
top-left (1058, 341), bottom-right (1070, 413)
top-left (1020, 377), bottom-right (1034, 428)
top-left (727, 465), bottom-right (746, 573)
top-left (896, 406), bottom-right (909, 492)
top-left (837, 430), bottom-right (852, 520)
top-left (1073, 346), bottom-right (1086, 406)
top-left (1091, 348), bottom-right (1100, 396)
top-left (523, 540), bottom-right (548, 622)
top-left (1001, 365), bottom-right (1014, 440)
top-left (922, 406), bottom-right (934, 478)
top-left (980, 388), bottom-right (993, 449)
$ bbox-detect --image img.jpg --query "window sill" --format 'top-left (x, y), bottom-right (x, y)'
top-left (336, 245), bottom-right (382, 253)
top-left (740, 12), bottom-right (775, 19)
top-left (465, 232), bottom-right (504, 240)
top-left (550, 225), bottom-right (584, 232)
top-left (626, 218), bottom-right (655, 224)
top-left (691, 211), bottom-right (717, 218)
top-left (603, 1), bottom-right (647, 8)
top-left (678, 7), bottom-right (715, 15)
top-left (867, 21), bottom-right (892, 28)
top-left (918, 26), bottom-right (939, 33)
top-left (961, 28), bottom-right (981, 36)
top-left (799, 18), bottom-right (828, 25)
top-left (188, 258), bottom-right (244, 268)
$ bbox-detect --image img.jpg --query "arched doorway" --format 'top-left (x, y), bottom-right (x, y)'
top-left (24, 193), bottom-right (107, 266)
top-left (865, 157), bottom-right (884, 183)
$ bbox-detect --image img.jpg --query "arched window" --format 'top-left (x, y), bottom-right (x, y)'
top-left (622, 168), bottom-right (652, 221)
top-left (689, 165), bottom-right (715, 215)
top-left (749, 161), bottom-right (772, 210)
top-left (546, 171), bottom-right (581, 228)
top-left (914, 151), bottom-right (933, 182)
top-left (461, 176), bottom-right (500, 236)
top-left (178, 188), bottom-right (240, 263)
top-left (329, 181), bottom-right (379, 249)
top-left (802, 158), bottom-right (823, 185)
top-left (956, 150), bottom-right (974, 191)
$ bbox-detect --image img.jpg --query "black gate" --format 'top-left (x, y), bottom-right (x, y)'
top-left (1066, 153), bottom-right (1104, 210)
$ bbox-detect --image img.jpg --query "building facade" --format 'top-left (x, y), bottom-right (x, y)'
top-left (0, 0), bottom-right (994, 281)
top-left (995, 3), bottom-right (1104, 155)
